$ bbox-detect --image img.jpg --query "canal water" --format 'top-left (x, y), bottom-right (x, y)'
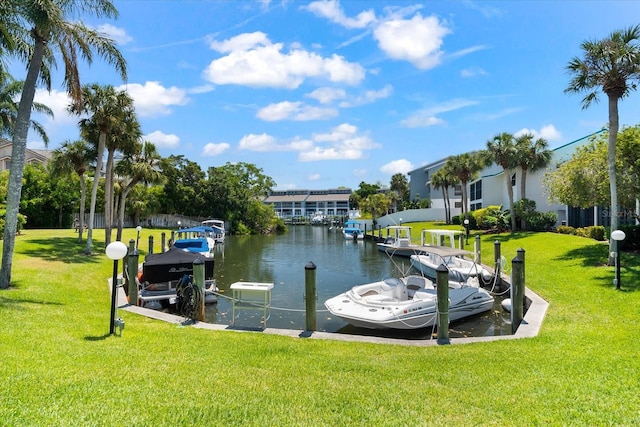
top-left (200, 225), bottom-right (512, 339)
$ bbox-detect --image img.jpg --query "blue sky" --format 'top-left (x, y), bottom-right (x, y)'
top-left (14, 0), bottom-right (640, 190)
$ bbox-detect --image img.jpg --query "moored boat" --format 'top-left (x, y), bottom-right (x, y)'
top-left (324, 274), bottom-right (494, 330)
top-left (410, 246), bottom-right (492, 283)
top-left (343, 220), bottom-right (364, 240)
top-left (377, 225), bottom-right (423, 257)
top-left (201, 219), bottom-right (226, 243)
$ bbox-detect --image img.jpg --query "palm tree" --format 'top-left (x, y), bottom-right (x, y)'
top-left (113, 141), bottom-right (164, 241)
top-left (71, 84), bottom-right (127, 254)
top-left (514, 134), bottom-right (552, 201)
top-left (0, 69), bottom-right (52, 141)
top-left (0, 0), bottom-right (126, 288)
top-left (430, 165), bottom-right (455, 224)
top-left (50, 139), bottom-right (95, 242)
top-left (565, 24), bottom-right (640, 264)
top-left (101, 90), bottom-right (140, 245)
top-left (446, 152), bottom-right (485, 218)
top-left (485, 132), bottom-right (519, 231)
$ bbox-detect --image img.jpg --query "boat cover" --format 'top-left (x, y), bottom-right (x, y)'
top-left (142, 247), bottom-right (214, 283)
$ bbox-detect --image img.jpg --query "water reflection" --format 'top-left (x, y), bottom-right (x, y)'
top-left (200, 225), bottom-right (512, 338)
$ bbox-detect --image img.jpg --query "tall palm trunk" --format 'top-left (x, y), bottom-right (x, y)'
top-left (77, 174), bottom-right (86, 243)
top-left (104, 148), bottom-right (115, 246)
top-left (0, 39), bottom-right (45, 289)
top-left (86, 132), bottom-right (106, 255)
top-left (505, 168), bottom-right (516, 231)
top-left (607, 95), bottom-right (619, 266)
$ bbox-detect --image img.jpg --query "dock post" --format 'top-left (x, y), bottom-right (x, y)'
top-left (127, 239), bottom-right (139, 306)
top-left (148, 235), bottom-right (154, 254)
top-left (161, 232), bottom-right (166, 253)
top-left (436, 263), bottom-right (450, 345)
top-left (193, 258), bottom-right (206, 322)
top-left (474, 235), bottom-right (481, 264)
top-left (511, 249), bottom-right (525, 334)
top-left (458, 234), bottom-right (464, 250)
top-left (304, 262), bottom-right (317, 332)
top-left (494, 241), bottom-right (501, 275)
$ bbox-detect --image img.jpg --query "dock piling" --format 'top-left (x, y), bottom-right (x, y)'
top-left (304, 261), bottom-right (317, 332)
top-left (436, 263), bottom-right (450, 345)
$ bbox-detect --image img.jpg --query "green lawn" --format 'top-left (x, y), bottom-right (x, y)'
top-left (1, 227), bottom-right (639, 426)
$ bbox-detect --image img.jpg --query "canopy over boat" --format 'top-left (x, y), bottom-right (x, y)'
top-left (142, 247), bottom-right (214, 283)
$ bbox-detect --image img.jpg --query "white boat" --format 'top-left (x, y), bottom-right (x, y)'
top-left (173, 226), bottom-right (216, 257)
top-left (324, 274), bottom-right (494, 330)
top-left (377, 225), bottom-right (423, 257)
top-left (343, 220), bottom-right (364, 240)
top-left (201, 219), bottom-right (226, 243)
top-left (410, 246), bottom-right (492, 283)
top-left (420, 229), bottom-right (463, 248)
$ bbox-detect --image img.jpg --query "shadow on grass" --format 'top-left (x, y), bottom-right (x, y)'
top-left (18, 237), bottom-right (104, 264)
top-left (0, 295), bottom-right (63, 308)
top-left (557, 244), bottom-right (640, 292)
top-left (84, 334), bottom-right (112, 341)
top-left (488, 231), bottom-right (537, 242)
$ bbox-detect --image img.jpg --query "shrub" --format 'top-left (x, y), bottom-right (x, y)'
top-left (527, 211), bottom-right (557, 232)
top-left (472, 206), bottom-right (509, 231)
top-left (557, 225), bottom-right (576, 235)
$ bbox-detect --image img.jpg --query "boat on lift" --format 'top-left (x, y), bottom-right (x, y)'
top-left (173, 226), bottom-right (216, 257)
top-left (377, 225), bottom-right (424, 257)
top-left (343, 220), bottom-right (364, 240)
top-left (201, 219), bottom-right (226, 243)
top-left (409, 245), bottom-right (492, 283)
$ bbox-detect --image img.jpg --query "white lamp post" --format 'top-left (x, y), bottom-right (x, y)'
top-left (611, 230), bottom-right (626, 289)
top-left (106, 241), bottom-right (128, 335)
top-left (463, 218), bottom-right (470, 245)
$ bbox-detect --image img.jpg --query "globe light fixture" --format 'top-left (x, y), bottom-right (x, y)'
top-left (106, 241), bottom-right (128, 335)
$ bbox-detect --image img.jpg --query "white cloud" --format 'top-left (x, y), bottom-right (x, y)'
top-left (144, 130), bottom-right (180, 148)
top-left (306, 87), bottom-right (346, 104)
top-left (401, 98), bottom-right (478, 128)
top-left (460, 66), bottom-right (487, 78)
top-left (95, 24), bottom-right (133, 45)
top-left (374, 13), bottom-right (450, 69)
top-left (33, 88), bottom-right (76, 125)
top-left (380, 159), bottom-right (414, 175)
top-left (304, 0), bottom-right (376, 29)
top-left (299, 123), bottom-right (381, 161)
top-left (119, 81), bottom-right (189, 117)
top-left (238, 133), bottom-right (314, 152)
top-left (515, 124), bottom-right (562, 141)
top-left (256, 101), bottom-right (337, 121)
top-left (202, 142), bottom-right (230, 156)
top-left (339, 84), bottom-right (393, 107)
top-left (308, 173), bottom-right (321, 181)
top-left (204, 32), bottom-right (365, 88)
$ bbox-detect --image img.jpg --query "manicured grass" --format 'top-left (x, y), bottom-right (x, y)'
top-left (1, 227), bottom-right (639, 426)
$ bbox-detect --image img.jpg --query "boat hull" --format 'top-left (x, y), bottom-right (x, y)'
top-left (325, 277), bottom-right (494, 330)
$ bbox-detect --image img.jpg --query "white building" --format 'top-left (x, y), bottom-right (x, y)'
top-left (263, 188), bottom-right (352, 219)
top-left (407, 130), bottom-right (609, 228)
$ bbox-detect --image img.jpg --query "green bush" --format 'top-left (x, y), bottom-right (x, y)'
top-left (557, 225), bottom-right (576, 235)
top-left (0, 209), bottom-right (27, 238)
top-left (472, 205), bottom-right (509, 231)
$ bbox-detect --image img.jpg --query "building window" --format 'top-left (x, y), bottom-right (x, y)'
top-left (511, 173), bottom-right (516, 187)
top-left (470, 181), bottom-right (482, 201)
top-left (454, 184), bottom-right (462, 196)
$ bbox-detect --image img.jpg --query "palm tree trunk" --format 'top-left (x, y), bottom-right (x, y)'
top-left (77, 174), bottom-right (86, 243)
top-left (607, 95), bottom-right (619, 266)
top-left (86, 132), bottom-right (106, 255)
top-left (104, 148), bottom-right (115, 246)
top-left (505, 169), bottom-right (516, 231)
top-left (0, 39), bottom-right (45, 289)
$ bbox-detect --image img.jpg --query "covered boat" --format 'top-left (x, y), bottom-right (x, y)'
top-left (324, 275), bottom-right (494, 330)
top-left (377, 226), bottom-right (423, 257)
top-left (138, 247), bottom-right (217, 307)
top-left (201, 219), bottom-right (226, 243)
top-left (173, 226), bottom-right (216, 256)
top-left (343, 220), bottom-right (364, 240)
top-left (409, 246), bottom-right (491, 283)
